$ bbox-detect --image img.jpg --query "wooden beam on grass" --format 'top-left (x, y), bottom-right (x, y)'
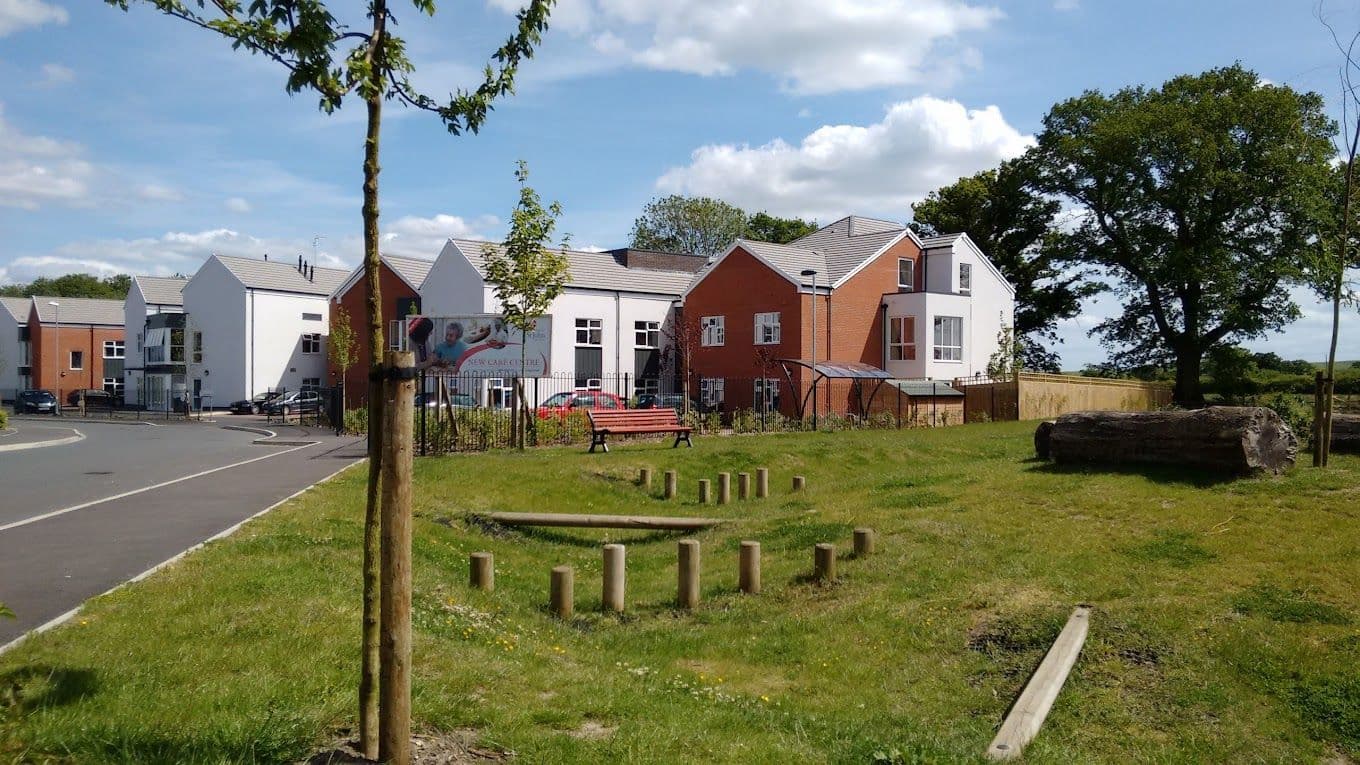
top-left (985, 606), bottom-right (1091, 761)
top-left (476, 511), bottom-right (722, 531)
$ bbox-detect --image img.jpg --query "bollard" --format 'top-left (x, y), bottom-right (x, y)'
top-left (792, 475), bottom-right (806, 492)
top-left (814, 543), bottom-right (836, 582)
top-left (550, 565), bottom-right (574, 619)
top-left (853, 528), bottom-right (876, 556)
top-left (469, 552), bottom-right (494, 592)
top-left (718, 472), bottom-right (731, 505)
top-left (738, 472), bottom-right (751, 500)
top-left (698, 479), bottom-right (711, 504)
top-left (639, 467), bottom-right (652, 490)
top-left (602, 544), bottom-right (625, 613)
top-left (677, 539), bottom-right (701, 609)
top-left (664, 470), bottom-right (678, 500)
top-left (739, 540), bottom-right (761, 594)
top-left (756, 468), bottom-right (769, 499)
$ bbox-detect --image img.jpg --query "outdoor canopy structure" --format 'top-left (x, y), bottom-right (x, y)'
top-left (776, 359), bottom-right (893, 421)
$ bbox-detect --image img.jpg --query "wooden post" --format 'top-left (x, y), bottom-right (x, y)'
top-left (986, 606), bottom-right (1091, 760)
top-left (814, 543), bottom-right (836, 582)
top-left (550, 565), bottom-right (574, 619)
top-left (1314, 371), bottom-right (1325, 467)
top-left (469, 552), bottom-right (494, 592)
top-left (737, 472), bottom-right (751, 500)
top-left (853, 528), bottom-right (875, 556)
top-left (677, 539), bottom-right (700, 609)
top-left (717, 472), bottom-right (731, 505)
top-left (698, 479), bottom-right (711, 504)
top-left (792, 475), bottom-right (806, 491)
top-left (739, 541), bottom-right (761, 594)
top-left (639, 467), bottom-right (652, 490)
top-left (602, 544), bottom-right (625, 613)
top-left (378, 350), bottom-right (415, 765)
top-left (664, 470), bottom-right (678, 500)
top-left (1323, 377), bottom-right (1335, 467)
top-left (756, 468), bottom-right (769, 499)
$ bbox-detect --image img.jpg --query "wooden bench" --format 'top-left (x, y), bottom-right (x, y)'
top-left (587, 409), bottom-right (693, 453)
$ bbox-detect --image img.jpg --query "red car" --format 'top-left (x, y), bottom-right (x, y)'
top-left (536, 391), bottom-right (626, 419)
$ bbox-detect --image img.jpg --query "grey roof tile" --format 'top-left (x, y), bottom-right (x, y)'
top-left (0, 296), bottom-right (30, 323)
top-left (384, 255), bottom-right (434, 290)
top-left (918, 233), bottom-right (964, 250)
top-left (134, 275), bottom-right (187, 306)
top-left (216, 254), bottom-right (349, 295)
top-left (450, 239), bottom-right (693, 296)
top-left (31, 297), bottom-right (125, 326)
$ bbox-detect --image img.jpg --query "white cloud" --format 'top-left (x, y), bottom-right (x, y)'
top-left (656, 96), bottom-right (1032, 221)
top-left (137, 183), bottom-right (183, 202)
top-left (1053, 0), bottom-right (1079, 10)
top-left (225, 196), bottom-right (252, 213)
top-left (380, 213), bottom-right (500, 258)
top-left (0, 0), bottom-right (67, 36)
top-left (37, 62), bottom-right (75, 86)
top-left (489, 0), bottom-right (1002, 93)
top-left (0, 104), bottom-right (93, 209)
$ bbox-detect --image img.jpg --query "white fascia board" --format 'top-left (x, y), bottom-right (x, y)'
top-left (829, 230), bottom-right (909, 289)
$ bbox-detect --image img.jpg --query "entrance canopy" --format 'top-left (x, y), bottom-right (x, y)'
top-left (775, 359), bottom-right (892, 419)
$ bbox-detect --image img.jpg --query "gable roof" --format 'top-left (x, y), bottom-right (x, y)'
top-left (919, 232), bottom-right (1015, 295)
top-left (30, 296), bottom-right (125, 326)
top-left (213, 254), bottom-right (349, 296)
top-left (134, 275), bottom-right (187, 307)
top-left (0, 296), bottom-right (30, 324)
top-left (448, 239), bottom-right (695, 296)
top-left (332, 254), bottom-right (435, 299)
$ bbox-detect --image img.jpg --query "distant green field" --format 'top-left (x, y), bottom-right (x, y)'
top-left (2, 423), bottom-right (1357, 763)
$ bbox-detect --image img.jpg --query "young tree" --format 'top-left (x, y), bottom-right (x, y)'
top-left (986, 325), bottom-right (1024, 380)
top-left (746, 211), bottom-right (818, 244)
top-left (483, 161), bottom-right (570, 449)
top-left (660, 312), bottom-right (703, 416)
top-left (1027, 64), bottom-right (1336, 405)
top-left (329, 303), bottom-right (358, 410)
top-left (910, 160), bottom-right (1097, 371)
top-left (106, 1), bottom-right (553, 758)
top-left (630, 195), bottom-right (748, 259)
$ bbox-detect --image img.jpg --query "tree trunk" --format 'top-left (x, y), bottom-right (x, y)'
top-left (357, 69), bottom-right (386, 760)
top-left (1172, 345), bottom-right (1205, 408)
top-left (1331, 414), bottom-right (1360, 454)
top-left (1041, 407), bottom-right (1297, 475)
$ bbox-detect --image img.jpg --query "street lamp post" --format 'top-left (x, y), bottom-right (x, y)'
top-left (48, 300), bottom-right (61, 415)
top-left (800, 268), bottom-right (818, 431)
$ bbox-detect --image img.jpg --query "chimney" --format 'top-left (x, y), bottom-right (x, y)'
top-left (309, 265), bottom-right (315, 282)
top-left (263, 253), bottom-right (269, 261)
top-left (848, 217), bottom-right (855, 236)
top-left (297, 254), bottom-right (303, 272)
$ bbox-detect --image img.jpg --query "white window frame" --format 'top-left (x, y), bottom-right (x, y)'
top-left (487, 378), bottom-right (513, 409)
top-left (889, 316), bottom-right (916, 361)
top-left (584, 377), bottom-right (603, 391)
top-left (388, 320), bottom-right (409, 351)
top-left (754, 378), bottom-right (780, 413)
top-left (754, 312), bottom-right (781, 345)
top-left (575, 318), bottom-right (603, 347)
top-left (301, 377), bottom-right (321, 391)
top-left (103, 377), bottom-right (124, 395)
top-left (933, 316), bottom-right (963, 362)
top-left (191, 332), bottom-right (203, 363)
top-left (959, 263), bottom-right (972, 295)
top-left (701, 316), bottom-right (725, 347)
top-left (69, 350), bottom-right (83, 370)
top-left (634, 320), bottom-right (660, 349)
top-left (898, 258), bottom-right (914, 292)
top-left (103, 340), bottom-right (125, 359)
top-left (301, 333), bottom-right (322, 354)
top-left (700, 377), bottom-right (725, 408)
top-left (636, 377), bottom-right (661, 397)
top-left (302, 312), bottom-right (323, 322)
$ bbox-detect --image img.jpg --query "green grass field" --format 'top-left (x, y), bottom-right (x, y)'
top-left (3, 422), bottom-right (1358, 763)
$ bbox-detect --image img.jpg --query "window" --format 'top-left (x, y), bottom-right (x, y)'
top-left (754, 312), bottom-right (781, 345)
top-left (103, 340), bottom-right (125, 359)
top-left (192, 332), bottom-right (203, 363)
top-left (302, 312), bottom-right (323, 322)
top-left (700, 377), bottom-right (725, 409)
top-left (701, 316), bottom-right (725, 346)
top-left (889, 317), bottom-right (917, 361)
top-left (388, 320), bottom-right (409, 351)
top-left (301, 377), bottom-right (321, 391)
top-left (583, 378), bottom-right (603, 391)
top-left (487, 378), bottom-right (513, 409)
top-left (754, 378), bottom-right (780, 413)
top-left (636, 377), bottom-right (660, 397)
top-left (69, 350), bottom-right (83, 370)
top-left (634, 320), bottom-right (660, 348)
top-left (301, 333), bottom-right (322, 354)
top-left (898, 258), bottom-right (914, 291)
top-left (933, 316), bottom-right (963, 361)
top-left (136, 330), bottom-right (142, 352)
top-left (575, 318), bottom-right (602, 346)
top-left (103, 377), bottom-right (124, 396)
top-left (959, 263), bottom-right (972, 294)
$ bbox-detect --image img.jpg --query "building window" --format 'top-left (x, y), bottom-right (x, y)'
top-left (959, 263), bottom-right (972, 295)
top-left (70, 350), bottom-right (83, 370)
top-left (636, 377), bottom-right (660, 397)
top-left (388, 320), bottom-right (409, 351)
top-left (933, 316), bottom-right (963, 361)
top-left (898, 258), bottom-right (914, 291)
top-left (754, 312), bottom-right (781, 345)
top-left (192, 332), bottom-right (203, 363)
top-left (635, 320), bottom-right (660, 348)
top-left (136, 330), bottom-right (143, 352)
top-left (301, 333), bottom-right (322, 354)
top-left (302, 377), bottom-right (321, 391)
top-left (889, 317), bottom-right (916, 361)
top-left (302, 312), bottom-right (323, 322)
top-left (701, 316), bottom-right (725, 346)
top-left (103, 340), bottom-right (125, 359)
top-left (487, 378), bottom-right (513, 409)
top-left (575, 318), bottom-right (603, 346)
top-left (582, 378), bottom-right (603, 391)
top-left (754, 378), bottom-right (780, 413)
top-left (103, 377), bottom-right (124, 396)
top-left (700, 377), bottom-right (724, 409)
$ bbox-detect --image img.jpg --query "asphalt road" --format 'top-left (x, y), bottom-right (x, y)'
top-left (0, 419), bottom-right (365, 646)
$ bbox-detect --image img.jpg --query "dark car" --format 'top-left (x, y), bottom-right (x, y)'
top-left (67, 388), bottom-right (113, 407)
top-left (16, 389), bottom-right (57, 414)
top-left (535, 391), bottom-right (626, 419)
top-left (416, 392), bottom-right (477, 410)
top-left (228, 391), bottom-right (282, 415)
top-left (265, 390), bottom-right (321, 417)
top-left (634, 393), bottom-right (699, 415)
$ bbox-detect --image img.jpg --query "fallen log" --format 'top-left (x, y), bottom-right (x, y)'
top-left (1040, 406), bottom-right (1296, 475)
top-left (474, 512), bottom-right (722, 531)
top-left (1033, 420), bottom-right (1055, 460)
top-left (1332, 414), bottom-right (1360, 454)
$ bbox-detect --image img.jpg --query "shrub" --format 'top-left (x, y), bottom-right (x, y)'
top-left (342, 407), bottom-right (367, 435)
top-left (1259, 392), bottom-right (1314, 448)
top-left (0, 407), bottom-right (8, 430)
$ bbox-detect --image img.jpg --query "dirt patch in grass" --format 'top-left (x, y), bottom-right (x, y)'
top-left (965, 609), bottom-right (1066, 656)
top-left (565, 721), bottom-right (616, 740)
top-left (1122, 530), bottom-right (1216, 567)
top-left (304, 730), bottom-right (509, 764)
top-left (1233, 584), bottom-right (1353, 625)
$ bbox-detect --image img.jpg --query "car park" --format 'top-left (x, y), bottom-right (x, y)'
top-left (265, 390), bottom-right (321, 417)
top-left (228, 391), bottom-right (282, 415)
top-left (16, 389), bottom-right (58, 414)
top-left (535, 391), bottom-right (626, 419)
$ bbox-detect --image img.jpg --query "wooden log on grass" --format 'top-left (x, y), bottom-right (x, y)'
top-left (602, 544), bottom-right (625, 613)
top-left (698, 479), bottom-right (711, 504)
top-left (853, 528), bottom-right (875, 556)
top-left (792, 475), bottom-right (806, 491)
top-left (738, 472), bottom-right (751, 500)
top-left (1332, 414), bottom-right (1360, 454)
top-left (985, 606), bottom-right (1091, 761)
top-left (756, 468), bottom-right (769, 498)
top-left (717, 472), bottom-right (731, 504)
top-left (477, 512), bottom-right (721, 531)
top-left (639, 467), bottom-right (652, 489)
top-left (469, 552), bottom-right (494, 592)
top-left (677, 539), bottom-right (700, 609)
top-left (664, 470), bottom-right (678, 500)
top-left (550, 565), bottom-right (574, 619)
top-left (1038, 407), bottom-right (1297, 475)
top-left (1033, 420), bottom-right (1055, 461)
top-left (814, 543), bottom-right (836, 582)
top-left (739, 541), bottom-right (760, 594)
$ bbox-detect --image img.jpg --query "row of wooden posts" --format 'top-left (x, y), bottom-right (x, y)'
top-left (641, 467), bottom-right (806, 503)
top-left (466, 529), bottom-right (875, 618)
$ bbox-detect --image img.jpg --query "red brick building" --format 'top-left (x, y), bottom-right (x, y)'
top-left (27, 297), bottom-right (126, 404)
top-left (328, 255), bottom-right (431, 408)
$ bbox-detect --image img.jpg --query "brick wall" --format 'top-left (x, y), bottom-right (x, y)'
top-left (330, 262), bottom-right (420, 409)
top-left (29, 317), bottom-right (124, 398)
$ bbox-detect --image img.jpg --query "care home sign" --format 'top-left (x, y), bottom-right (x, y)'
top-left (407, 315), bottom-right (552, 376)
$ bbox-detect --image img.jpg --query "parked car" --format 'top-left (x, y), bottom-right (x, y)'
top-left (228, 391), bottom-right (282, 415)
top-left (634, 393), bottom-right (700, 415)
top-left (536, 391), bottom-right (626, 419)
top-left (265, 390), bottom-right (321, 417)
top-left (66, 388), bottom-right (113, 407)
top-left (416, 392), bottom-right (477, 410)
top-left (16, 389), bottom-right (57, 414)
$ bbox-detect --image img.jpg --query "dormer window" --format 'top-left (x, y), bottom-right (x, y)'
top-left (897, 258), bottom-right (914, 292)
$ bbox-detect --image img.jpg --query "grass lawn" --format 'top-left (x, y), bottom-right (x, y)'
top-left (3, 421), bottom-right (1359, 763)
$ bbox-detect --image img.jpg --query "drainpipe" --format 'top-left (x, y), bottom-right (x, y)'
top-left (249, 289), bottom-right (256, 398)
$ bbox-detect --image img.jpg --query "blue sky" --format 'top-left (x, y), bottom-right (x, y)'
top-left (2, 0), bottom-right (1358, 367)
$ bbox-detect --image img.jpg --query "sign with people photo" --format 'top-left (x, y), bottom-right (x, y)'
top-left (406, 315), bottom-right (552, 376)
